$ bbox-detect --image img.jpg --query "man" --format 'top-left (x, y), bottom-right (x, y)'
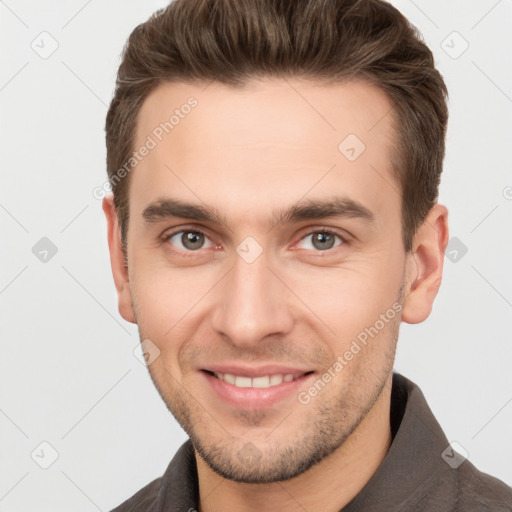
top-left (103, 0), bottom-right (512, 510)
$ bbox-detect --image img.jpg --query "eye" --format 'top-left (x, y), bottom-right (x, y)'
top-left (297, 230), bottom-right (345, 252)
top-left (162, 227), bottom-right (347, 255)
top-left (165, 229), bottom-right (215, 251)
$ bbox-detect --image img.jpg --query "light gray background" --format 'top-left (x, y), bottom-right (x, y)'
top-left (1, 0), bottom-right (511, 510)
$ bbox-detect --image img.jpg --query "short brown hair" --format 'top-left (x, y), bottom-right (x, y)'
top-left (105, 0), bottom-right (448, 253)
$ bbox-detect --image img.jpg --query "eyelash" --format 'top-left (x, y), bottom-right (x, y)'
top-left (161, 226), bottom-right (349, 256)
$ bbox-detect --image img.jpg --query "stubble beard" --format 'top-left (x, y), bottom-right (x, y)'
top-left (137, 284), bottom-right (404, 483)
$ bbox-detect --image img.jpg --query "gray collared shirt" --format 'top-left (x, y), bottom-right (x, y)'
top-left (111, 373), bottom-right (512, 511)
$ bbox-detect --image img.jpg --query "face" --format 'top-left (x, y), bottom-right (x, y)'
top-left (109, 78), bottom-right (416, 483)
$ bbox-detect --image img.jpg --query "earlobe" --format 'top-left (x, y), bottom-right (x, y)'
top-left (401, 204), bottom-right (449, 324)
top-left (102, 195), bottom-right (137, 324)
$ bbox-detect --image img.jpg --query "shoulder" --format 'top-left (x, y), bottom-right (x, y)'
top-left (457, 459), bottom-right (512, 511)
top-left (109, 476), bottom-right (162, 512)
top-left (108, 439), bottom-right (198, 512)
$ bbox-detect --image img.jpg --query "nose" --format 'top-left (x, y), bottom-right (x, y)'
top-left (210, 245), bottom-right (294, 349)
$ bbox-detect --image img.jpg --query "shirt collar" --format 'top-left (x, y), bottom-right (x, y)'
top-left (341, 372), bottom-right (457, 510)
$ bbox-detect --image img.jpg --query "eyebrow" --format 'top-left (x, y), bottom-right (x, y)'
top-left (142, 196), bottom-right (375, 228)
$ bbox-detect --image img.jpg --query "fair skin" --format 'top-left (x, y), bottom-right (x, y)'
top-left (103, 78), bottom-right (449, 512)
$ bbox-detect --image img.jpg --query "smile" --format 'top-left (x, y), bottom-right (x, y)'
top-left (201, 369), bottom-right (316, 410)
top-left (209, 371), bottom-right (307, 388)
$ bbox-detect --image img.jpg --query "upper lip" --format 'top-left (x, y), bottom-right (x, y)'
top-left (201, 364), bottom-right (314, 378)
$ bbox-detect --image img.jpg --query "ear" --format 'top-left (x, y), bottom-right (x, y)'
top-left (102, 195), bottom-right (136, 324)
top-left (401, 203), bottom-right (449, 324)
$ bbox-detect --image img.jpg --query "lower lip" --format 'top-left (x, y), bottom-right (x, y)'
top-left (201, 371), bottom-right (315, 410)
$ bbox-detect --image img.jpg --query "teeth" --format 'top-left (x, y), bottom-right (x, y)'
top-left (270, 375), bottom-right (283, 386)
top-left (252, 376), bottom-right (270, 388)
top-left (213, 372), bottom-right (304, 388)
top-left (234, 376), bottom-right (252, 388)
top-left (223, 373), bottom-right (235, 385)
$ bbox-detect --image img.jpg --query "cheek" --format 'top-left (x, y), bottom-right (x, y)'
top-left (130, 263), bottom-right (214, 334)
top-left (289, 256), bottom-right (403, 345)
top-left (131, 275), bottom-right (191, 380)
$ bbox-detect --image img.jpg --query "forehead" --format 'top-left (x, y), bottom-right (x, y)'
top-left (130, 78), bottom-right (399, 227)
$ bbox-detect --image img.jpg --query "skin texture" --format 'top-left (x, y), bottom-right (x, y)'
top-left (103, 78), bottom-right (449, 512)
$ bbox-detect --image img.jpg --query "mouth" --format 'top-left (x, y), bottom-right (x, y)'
top-left (203, 370), bottom-right (313, 388)
top-left (200, 368), bottom-right (316, 410)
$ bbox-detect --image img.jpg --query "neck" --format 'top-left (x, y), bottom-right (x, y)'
top-left (195, 372), bottom-right (393, 512)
